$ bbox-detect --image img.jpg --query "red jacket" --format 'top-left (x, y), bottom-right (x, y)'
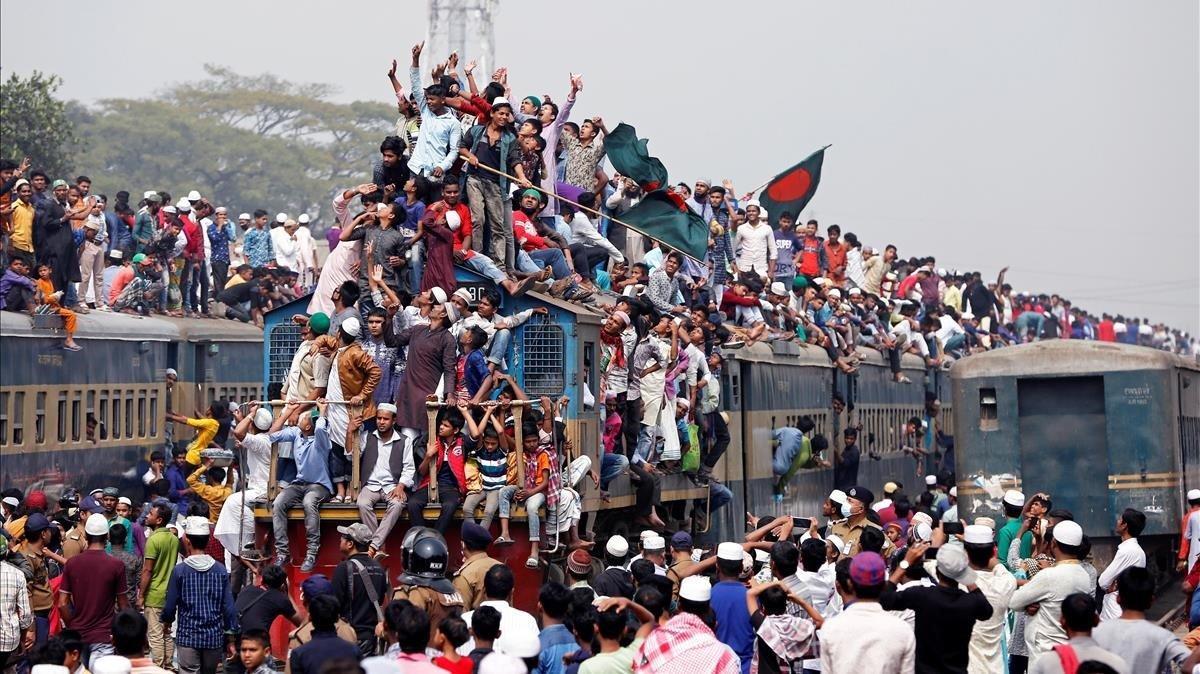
top-left (419, 435), bottom-right (468, 495)
top-left (180, 216), bottom-right (204, 260)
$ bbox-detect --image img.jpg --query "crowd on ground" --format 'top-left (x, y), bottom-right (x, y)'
top-left (6, 467), bottom-right (1200, 674)
top-left (1, 42), bottom-right (1195, 362)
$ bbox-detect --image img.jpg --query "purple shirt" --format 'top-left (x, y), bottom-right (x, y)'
top-left (326, 227), bottom-right (342, 252)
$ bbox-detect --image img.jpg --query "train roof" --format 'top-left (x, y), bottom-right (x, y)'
top-left (949, 339), bottom-right (1200, 379)
top-left (0, 309), bottom-right (263, 343)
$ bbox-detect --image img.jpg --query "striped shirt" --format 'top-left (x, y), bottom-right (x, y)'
top-left (161, 557), bottom-right (238, 650)
top-left (0, 560), bottom-right (32, 652)
top-left (475, 446), bottom-right (510, 491)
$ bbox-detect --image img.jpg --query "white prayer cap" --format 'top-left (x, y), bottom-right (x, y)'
top-left (1188, 489), bottom-right (1200, 501)
top-left (276, 212), bottom-right (288, 223)
top-left (175, 198), bottom-right (191, 212)
top-left (644, 535), bottom-right (666, 551)
top-left (254, 408), bottom-right (273, 431)
top-left (91, 657), bottom-right (131, 674)
top-left (186, 190), bottom-right (202, 202)
top-left (162, 205), bottom-right (177, 214)
top-left (829, 489), bottom-right (847, 505)
top-left (974, 517), bottom-right (996, 530)
top-left (949, 486), bottom-right (957, 497)
top-left (341, 317), bottom-right (362, 338)
top-left (142, 190), bottom-right (158, 200)
top-left (848, 287), bottom-right (862, 296)
top-left (238, 212), bottom-right (251, 220)
top-left (963, 525), bottom-right (993, 545)
top-left (1, 497), bottom-right (18, 508)
top-left (1002, 490), bottom-right (1025, 508)
top-left (605, 535), bottom-right (629, 557)
top-left (183, 516), bottom-right (211, 536)
top-left (1052, 520), bottom-right (1084, 547)
top-left (117, 496), bottom-right (132, 506)
top-left (716, 542), bottom-right (742, 561)
top-left (914, 523), bottom-right (933, 542)
top-left (769, 281), bottom-right (787, 296)
top-left (377, 403), bottom-right (398, 415)
top-left (925, 475), bottom-right (937, 486)
top-left (429, 286), bottom-right (448, 305)
top-left (639, 530), bottom-right (657, 543)
top-left (679, 576), bottom-right (711, 602)
top-left (298, 213), bottom-right (310, 224)
top-left (811, 277), bottom-right (827, 286)
top-left (84, 513), bottom-right (110, 536)
top-left (826, 535), bottom-right (845, 553)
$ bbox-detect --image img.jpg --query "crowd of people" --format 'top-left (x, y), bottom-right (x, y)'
top-left (1, 43), bottom-right (1195, 362)
top-left (2, 41), bottom-right (1199, 674)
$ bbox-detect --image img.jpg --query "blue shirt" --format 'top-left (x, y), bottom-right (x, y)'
top-left (165, 464), bottom-right (192, 511)
top-left (207, 221), bottom-right (236, 264)
top-left (407, 66), bottom-right (463, 176)
top-left (773, 230), bottom-right (801, 277)
top-left (270, 421), bottom-right (334, 493)
top-left (537, 623), bottom-right (579, 674)
top-left (161, 558), bottom-right (238, 649)
top-left (289, 632), bottom-right (361, 674)
top-left (711, 580), bottom-right (754, 674)
top-left (243, 227), bottom-right (274, 268)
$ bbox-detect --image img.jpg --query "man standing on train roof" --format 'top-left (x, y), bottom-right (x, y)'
top-left (354, 402), bottom-right (413, 558)
top-left (452, 521), bottom-right (503, 612)
top-left (828, 486), bottom-right (892, 558)
top-left (389, 528), bottom-right (463, 646)
top-left (282, 312), bottom-right (332, 405)
top-left (269, 402), bottom-right (334, 572)
top-left (324, 317), bottom-right (382, 504)
top-left (996, 490), bottom-right (1034, 572)
top-left (592, 535), bottom-right (635, 599)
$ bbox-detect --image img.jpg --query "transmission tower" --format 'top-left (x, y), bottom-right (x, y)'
top-left (426, 0), bottom-right (497, 80)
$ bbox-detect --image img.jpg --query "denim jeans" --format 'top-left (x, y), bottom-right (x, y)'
top-left (465, 176), bottom-right (514, 270)
top-left (463, 253), bottom-right (507, 284)
top-left (487, 328), bottom-right (511, 366)
top-left (634, 422), bottom-right (657, 464)
top-left (518, 248), bottom-right (571, 279)
top-left (272, 482), bottom-right (330, 559)
top-left (463, 489), bottom-right (502, 529)
top-left (600, 452), bottom-right (628, 491)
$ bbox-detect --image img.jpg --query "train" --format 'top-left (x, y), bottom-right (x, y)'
top-left (952, 339), bottom-right (1200, 580)
top-left (0, 310), bottom-right (263, 499)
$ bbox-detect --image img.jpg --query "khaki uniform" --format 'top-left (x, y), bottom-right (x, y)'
top-left (286, 619), bottom-right (357, 674)
top-left (21, 550), bottom-right (53, 612)
top-left (62, 527), bottom-right (87, 559)
top-left (391, 584), bottom-right (463, 643)
top-left (452, 554), bottom-right (502, 612)
top-left (665, 559), bottom-right (697, 600)
top-left (828, 517), bottom-right (894, 558)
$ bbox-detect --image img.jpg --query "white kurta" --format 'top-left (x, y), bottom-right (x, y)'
top-left (213, 432), bottom-right (273, 552)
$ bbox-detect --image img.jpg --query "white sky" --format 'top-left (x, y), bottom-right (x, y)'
top-left (3, 0), bottom-right (1197, 333)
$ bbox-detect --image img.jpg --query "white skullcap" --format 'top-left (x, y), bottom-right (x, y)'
top-left (142, 190), bottom-right (158, 200)
top-left (183, 516), bottom-right (211, 536)
top-left (1189, 489), bottom-right (1200, 501)
top-left (84, 513), bottom-right (110, 536)
top-left (165, 368), bottom-right (178, 377)
top-left (679, 576), bottom-right (711, 602)
top-left (1003, 490), bottom-right (1025, 507)
top-left (827, 288), bottom-right (842, 298)
top-left (675, 398), bottom-right (690, 410)
top-left (298, 213), bottom-right (310, 224)
top-left (1052, 520), bottom-right (1083, 547)
top-left (117, 496), bottom-right (132, 506)
top-left (186, 190), bottom-right (202, 202)
top-left (640, 530), bottom-right (657, 542)
top-left (175, 198), bottom-right (191, 212)
top-left (341, 317), bottom-right (362, 338)
top-left (644, 535), bottom-right (665, 551)
top-left (377, 403), bottom-right (398, 415)
top-left (161, 205), bottom-right (177, 214)
top-left (963, 525), bottom-right (993, 545)
top-left (974, 517), bottom-right (996, 531)
top-left (949, 486), bottom-right (957, 497)
top-left (826, 535), bottom-right (845, 553)
top-left (275, 212), bottom-right (288, 223)
top-left (925, 475), bottom-right (937, 485)
top-left (253, 408), bottom-right (273, 431)
top-left (915, 522), bottom-right (933, 542)
top-left (1, 497), bottom-right (18, 508)
top-left (848, 287), bottom-right (862, 296)
top-left (606, 535), bottom-right (629, 557)
top-left (91, 656), bottom-right (132, 674)
top-left (769, 281), bottom-right (787, 295)
top-left (238, 212), bottom-right (251, 220)
top-left (429, 286), bottom-right (448, 305)
top-left (811, 277), bottom-right (827, 286)
top-left (829, 489), bottom-right (847, 505)
top-left (716, 541), bottom-right (742, 561)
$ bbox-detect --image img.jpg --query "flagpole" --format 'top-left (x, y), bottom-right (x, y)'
top-left (468, 163), bottom-right (706, 265)
top-left (740, 144), bottom-right (833, 201)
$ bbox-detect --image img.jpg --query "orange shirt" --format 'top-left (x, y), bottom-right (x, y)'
top-left (825, 241), bottom-right (848, 284)
top-left (35, 278), bottom-right (60, 306)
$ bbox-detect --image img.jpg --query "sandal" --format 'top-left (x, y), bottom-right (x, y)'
top-left (495, 536), bottom-right (515, 545)
top-left (525, 556), bottom-right (540, 569)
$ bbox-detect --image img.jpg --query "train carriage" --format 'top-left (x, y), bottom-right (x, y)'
top-left (950, 340), bottom-right (1200, 575)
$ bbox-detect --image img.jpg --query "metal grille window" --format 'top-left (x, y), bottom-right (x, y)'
top-left (269, 323), bottom-right (304, 390)
top-left (521, 319), bottom-right (565, 397)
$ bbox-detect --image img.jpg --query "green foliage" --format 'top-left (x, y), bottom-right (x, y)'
top-left (0, 71), bottom-right (81, 178)
top-left (69, 64), bottom-right (396, 223)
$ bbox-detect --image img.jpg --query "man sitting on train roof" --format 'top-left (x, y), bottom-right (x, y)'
top-left (269, 401), bottom-right (335, 572)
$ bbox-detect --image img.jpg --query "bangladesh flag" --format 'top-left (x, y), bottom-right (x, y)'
top-left (758, 145), bottom-right (830, 219)
top-left (619, 189), bottom-right (710, 261)
top-left (605, 123), bottom-right (669, 192)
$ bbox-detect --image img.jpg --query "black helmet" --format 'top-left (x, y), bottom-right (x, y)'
top-left (400, 527), bottom-right (443, 570)
top-left (397, 527), bottom-right (455, 594)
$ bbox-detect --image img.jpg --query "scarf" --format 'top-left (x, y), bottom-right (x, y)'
top-left (754, 614), bottom-right (815, 673)
top-left (600, 329), bottom-right (626, 368)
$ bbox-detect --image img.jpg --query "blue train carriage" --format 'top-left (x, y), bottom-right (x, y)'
top-left (950, 340), bottom-right (1200, 575)
top-left (0, 310), bottom-right (262, 500)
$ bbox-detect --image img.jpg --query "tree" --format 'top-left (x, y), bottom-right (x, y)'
top-left (0, 71), bottom-right (80, 178)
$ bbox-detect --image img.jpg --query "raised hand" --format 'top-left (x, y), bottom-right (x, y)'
top-left (411, 41), bottom-right (424, 65)
top-left (388, 59), bottom-right (397, 78)
top-left (570, 73), bottom-right (583, 91)
top-left (464, 59), bottom-right (477, 76)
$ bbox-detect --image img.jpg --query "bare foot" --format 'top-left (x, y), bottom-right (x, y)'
top-left (569, 538), bottom-right (594, 550)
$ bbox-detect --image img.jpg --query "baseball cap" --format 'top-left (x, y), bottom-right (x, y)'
top-left (461, 521), bottom-right (493, 549)
top-left (670, 531), bottom-right (693, 550)
top-left (849, 551), bottom-right (887, 586)
top-left (337, 523), bottom-right (372, 545)
top-left (936, 545), bottom-right (976, 586)
top-left (24, 512), bottom-right (51, 535)
top-left (301, 574), bottom-right (336, 598)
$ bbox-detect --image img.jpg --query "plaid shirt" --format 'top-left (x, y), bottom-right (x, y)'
top-left (161, 557), bottom-right (238, 650)
top-left (634, 613), bottom-right (740, 674)
top-left (0, 560), bottom-right (33, 652)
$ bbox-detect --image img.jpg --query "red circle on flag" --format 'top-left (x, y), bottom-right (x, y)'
top-left (766, 169), bottom-right (812, 202)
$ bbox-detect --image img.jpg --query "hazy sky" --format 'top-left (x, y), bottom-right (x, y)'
top-left (3, 1), bottom-right (1197, 333)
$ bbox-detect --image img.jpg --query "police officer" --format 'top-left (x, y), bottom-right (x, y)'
top-left (286, 575), bottom-right (357, 674)
top-left (390, 527), bottom-right (463, 643)
top-left (827, 486), bottom-right (893, 557)
top-left (452, 522), bottom-right (502, 611)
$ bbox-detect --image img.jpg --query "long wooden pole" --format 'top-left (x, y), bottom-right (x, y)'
top-left (470, 163), bottom-right (706, 264)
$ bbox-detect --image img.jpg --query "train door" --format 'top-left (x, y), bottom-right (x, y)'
top-left (1017, 376), bottom-right (1108, 523)
top-left (1181, 370), bottom-right (1200, 490)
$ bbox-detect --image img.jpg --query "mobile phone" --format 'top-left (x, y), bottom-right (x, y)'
top-left (792, 517), bottom-right (812, 530)
top-left (943, 522), bottom-right (964, 536)
top-left (924, 546), bottom-right (939, 561)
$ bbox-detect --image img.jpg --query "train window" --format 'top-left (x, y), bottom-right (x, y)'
top-left (13, 392), bottom-right (25, 446)
top-left (268, 322), bottom-right (304, 389)
top-left (31, 392), bottom-right (41, 444)
top-left (150, 391), bottom-right (159, 437)
top-left (125, 390), bottom-right (134, 438)
top-left (521, 318), bottom-right (565, 397)
top-left (979, 388), bottom-right (999, 432)
top-left (71, 392), bottom-right (81, 443)
top-left (99, 392), bottom-right (109, 441)
top-left (583, 342), bottom-right (596, 403)
top-left (57, 392), bottom-right (68, 443)
top-left (110, 391), bottom-right (121, 440)
top-left (0, 391), bottom-right (7, 445)
top-left (138, 393), bottom-right (147, 437)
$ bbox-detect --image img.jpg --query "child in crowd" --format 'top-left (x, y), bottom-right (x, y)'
top-left (33, 263), bottom-right (82, 350)
top-left (497, 422), bottom-right (555, 568)
top-left (462, 404), bottom-right (512, 530)
top-left (456, 325), bottom-right (492, 404)
top-left (432, 616), bottom-right (472, 674)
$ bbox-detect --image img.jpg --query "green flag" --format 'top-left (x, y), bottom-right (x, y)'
top-left (605, 123), bottom-right (669, 191)
top-left (758, 145), bottom-right (829, 220)
top-left (618, 189), bottom-right (709, 261)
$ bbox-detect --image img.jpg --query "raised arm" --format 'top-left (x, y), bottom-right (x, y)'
top-left (409, 42), bottom-right (427, 113)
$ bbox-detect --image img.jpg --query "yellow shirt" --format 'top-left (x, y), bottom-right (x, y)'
top-left (225, 274), bottom-right (247, 288)
top-left (10, 200), bottom-right (35, 252)
top-left (943, 285), bottom-right (963, 313)
top-left (184, 417), bottom-right (220, 465)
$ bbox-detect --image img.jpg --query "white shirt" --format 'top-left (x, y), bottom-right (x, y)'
top-left (846, 247), bottom-right (866, 288)
top-left (457, 600), bottom-right (540, 656)
top-left (734, 221), bottom-right (776, 274)
top-left (819, 602), bottom-right (915, 674)
top-left (783, 567), bottom-right (837, 671)
top-left (968, 564), bottom-right (1017, 674)
top-left (326, 347), bottom-right (350, 445)
top-left (1185, 510), bottom-right (1200, 572)
top-left (568, 213), bottom-right (624, 263)
top-left (935, 315), bottom-right (966, 347)
top-left (271, 227), bottom-right (301, 270)
top-left (1097, 537), bottom-right (1146, 621)
top-left (1009, 561), bottom-right (1093, 657)
top-left (364, 428), bottom-right (406, 491)
top-left (240, 433), bottom-right (273, 498)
